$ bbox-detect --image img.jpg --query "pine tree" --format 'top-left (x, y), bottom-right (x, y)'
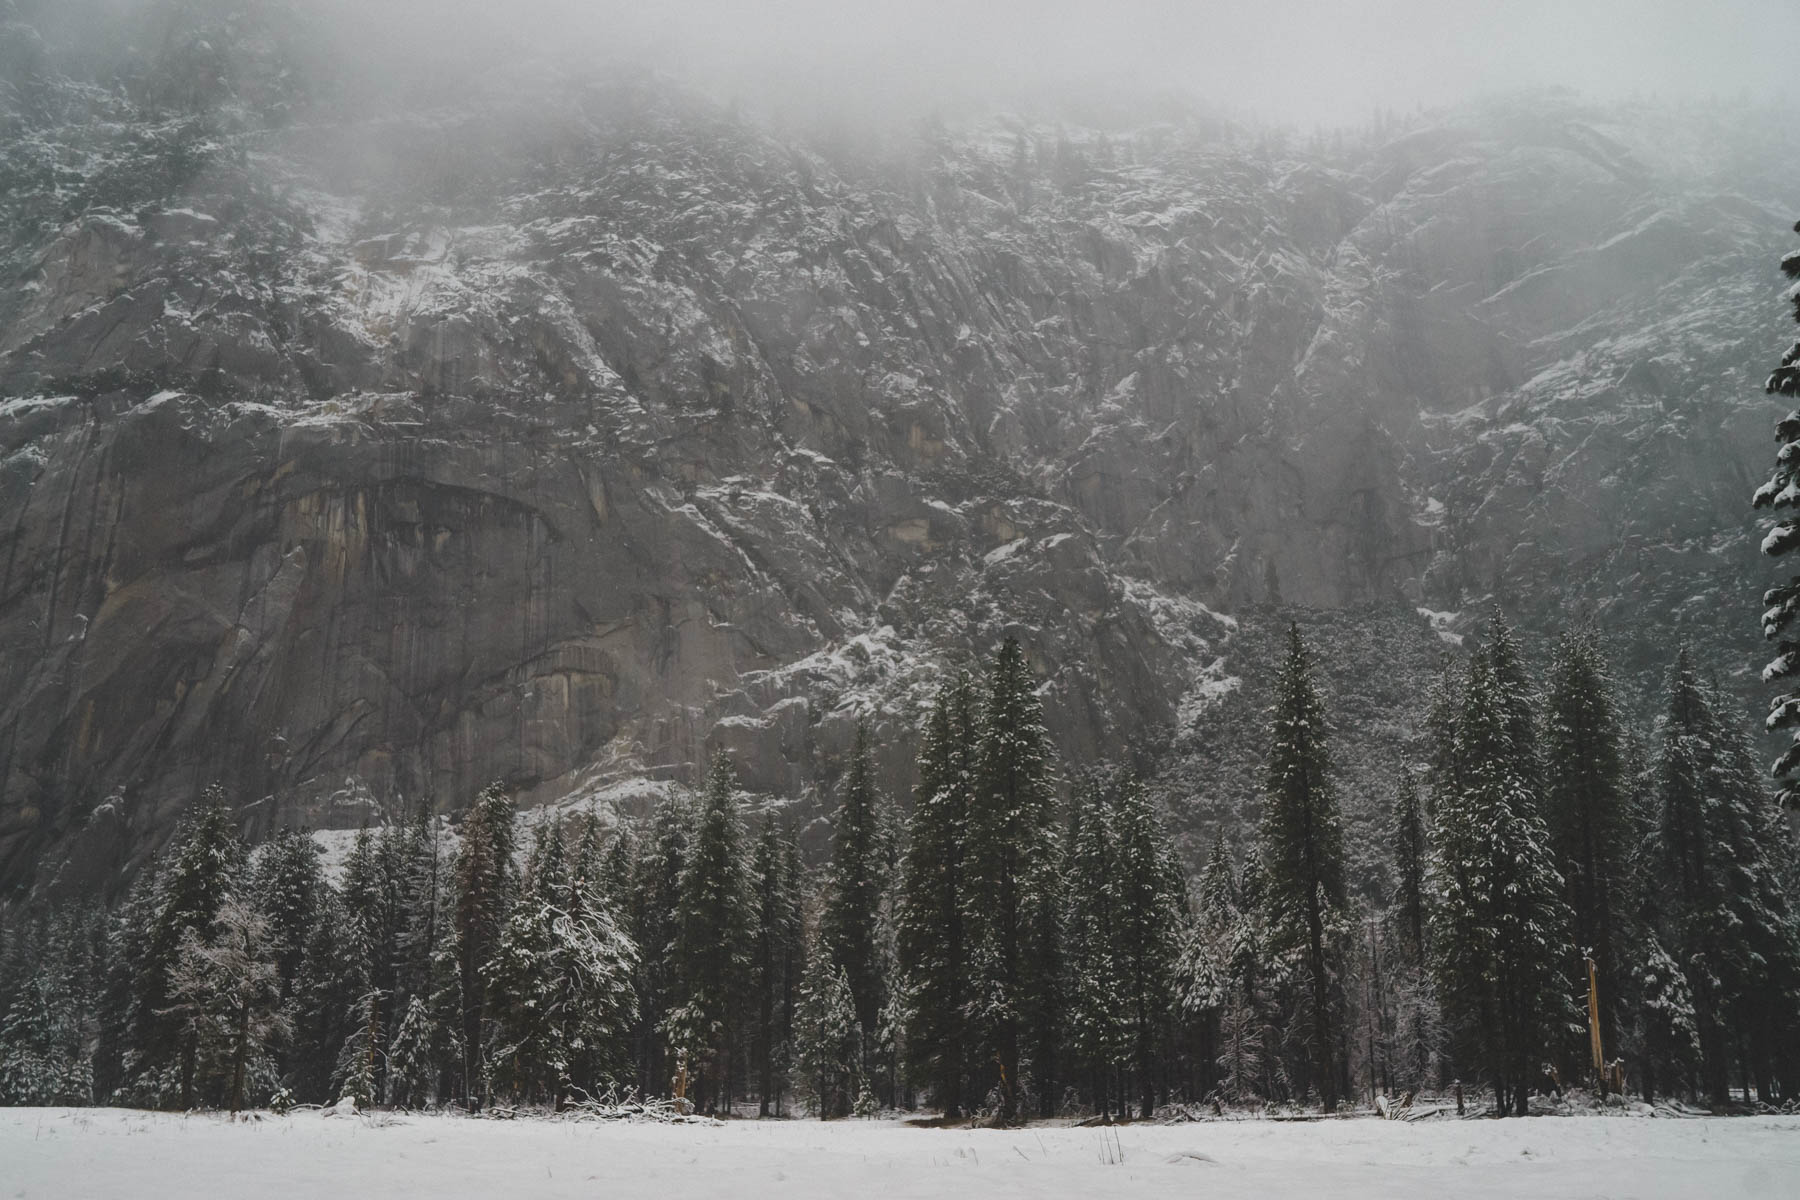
top-left (665, 752), bottom-right (751, 1115)
top-left (1422, 659), bottom-right (1464, 801)
top-left (162, 896), bottom-right (291, 1113)
top-left (338, 826), bottom-right (406, 1100)
top-left (333, 987), bottom-right (383, 1108)
top-left (1112, 776), bottom-right (1183, 1117)
top-left (1391, 767), bottom-right (1428, 962)
top-left (963, 638), bottom-right (1062, 1123)
top-left (628, 793), bottom-right (690, 1096)
top-left (1542, 625), bottom-right (1631, 1060)
top-left (1752, 218), bottom-right (1800, 807)
top-left (249, 827), bottom-right (324, 998)
top-left (896, 673), bottom-right (979, 1118)
top-left (1651, 653), bottom-right (1800, 1103)
top-left (485, 821), bottom-right (638, 1108)
top-left (384, 993), bottom-right (436, 1108)
top-left (1430, 651), bottom-right (1573, 1116)
top-left (749, 815), bottom-right (805, 1116)
top-left (130, 787), bottom-right (244, 1107)
top-left (391, 807), bottom-right (444, 1009)
top-left (291, 888), bottom-right (362, 1103)
top-left (795, 953), bottom-right (861, 1118)
top-left (1484, 613), bottom-right (1543, 797)
top-left (820, 722), bottom-right (889, 1079)
top-left (1197, 831), bottom-right (1237, 925)
top-left (0, 910), bottom-right (93, 1106)
top-left (451, 782), bottom-right (517, 1108)
top-left (1258, 624), bottom-right (1347, 1111)
top-left (1060, 777), bottom-right (1124, 1115)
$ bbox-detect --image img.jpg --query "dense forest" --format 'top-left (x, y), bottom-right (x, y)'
top-left (3, 616), bottom-right (1797, 1119)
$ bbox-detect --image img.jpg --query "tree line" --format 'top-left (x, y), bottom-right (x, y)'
top-left (2, 625), bottom-right (1798, 1118)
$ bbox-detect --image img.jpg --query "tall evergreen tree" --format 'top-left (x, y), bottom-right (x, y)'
top-left (963, 638), bottom-right (1062, 1123)
top-left (0, 909), bottom-right (94, 1105)
top-left (749, 815), bottom-right (805, 1116)
top-left (451, 782), bottom-right (517, 1107)
top-left (666, 752), bottom-right (751, 1115)
top-left (249, 827), bottom-right (324, 1000)
top-left (1430, 651), bottom-right (1573, 1116)
top-left (1259, 624), bottom-right (1347, 1110)
top-left (628, 793), bottom-right (690, 1095)
top-left (161, 896), bottom-right (291, 1113)
top-left (897, 673), bottom-right (979, 1117)
top-left (1391, 767), bottom-right (1428, 962)
top-left (1197, 831), bottom-right (1237, 924)
top-left (794, 953), bottom-right (861, 1118)
top-left (1060, 777), bottom-right (1124, 1115)
top-left (290, 888), bottom-right (361, 1104)
top-left (485, 821), bottom-right (638, 1108)
top-left (1484, 613), bottom-right (1543, 796)
top-left (1752, 218), bottom-right (1800, 807)
top-left (130, 787), bottom-right (244, 1107)
top-left (820, 722), bottom-right (889, 1074)
top-left (1651, 652), bottom-right (1800, 1103)
top-left (1542, 625), bottom-right (1631, 1057)
top-left (1111, 775), bottom-right (1184, 1117)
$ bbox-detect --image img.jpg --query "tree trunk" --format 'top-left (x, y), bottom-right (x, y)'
top-left (230, 1004), bottom-right (249, 1114)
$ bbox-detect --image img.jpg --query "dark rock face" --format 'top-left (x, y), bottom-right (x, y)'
top-left (2, 17), bottom-right (1795, 893)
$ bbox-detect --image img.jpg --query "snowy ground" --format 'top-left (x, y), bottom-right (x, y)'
top-left (6, 1107), bottom-right (1799, 1199)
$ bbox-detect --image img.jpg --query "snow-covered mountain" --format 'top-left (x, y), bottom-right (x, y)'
top-left (2, 2), bottom-right (1795, 895)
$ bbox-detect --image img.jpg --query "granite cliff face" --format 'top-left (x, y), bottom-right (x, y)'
top-left (2, 4), bottom-right (1796, 894)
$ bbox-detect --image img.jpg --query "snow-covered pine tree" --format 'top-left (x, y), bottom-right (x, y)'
top-left (1258, 623), bottom-right (1347, 1111)
top-left (627, 792), bottom-right (690, 1096)
top-left (1430, 650), bottom-right (1573, 1116)
top-left (486, 820), bottom-right (639, 1108)
top-left (896, 672), bottom-right (979, 1118)
top-left (1631, 932), bottom-right (1699, 1104)
top-left (1197, 831), bottom-right (1237, 925)
top-left (964, 637), bottom-right (1062, 1124)
top-left (394, 807), bottom-right (446, 1017)
top-left (384, 993), bottom-right (436, 1108)
top-left (1214, 991), bottom-right (1264, 1105)
top-left (599, 825), bottom-right (635, 901)
top-left (163, 896), bottom-right (291, 1113)
top-left (291, 887), bottom-right (363, 1103)
top-left (332, 986), bottom-right (383, 1108)
top-left (93, 870), bottom-right (161, 1102)
top-left (665, 752), bottom-right (751, 1115)
top-left (130, 786), bottom-right (244, 1107)
top-left (1543, 624), bottom-right (1631, 1062)
top-left (794, 953), bottom-right (861, 1118)
top-left (249, 827), bottom-right (324, 999)
top-left (0, 908), bottom-right (94, 1105)
top-left (1060, 776), bottom-right (1124, 1116)
top-left (1112, 775), bottom-right (1183, 1117)
top-left (1391, 767), bottom-right (1428, 963)
top-left (749, 814), bottom-right (805, 1116)
top-left (1752, 218), bottom-right (1800, 807)
top-left (1651, 652), bottom-right (1800, 1104)
top-left (1484, 613), bottom-right (1543, 798)
top-left (451, 781), bottom-right (517, 1109)
top-left (1422, 659), bottom-right (1464, 802)
top-left (337, 827), bottom-right (398, 1100)
top-left (820, 721), bottom-right (889, 1092)
top-left (1178, 833), bottom-right (1233, 1100)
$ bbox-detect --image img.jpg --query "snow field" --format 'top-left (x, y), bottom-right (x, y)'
top-left (4, 1108), bottom-right (1799, 1200)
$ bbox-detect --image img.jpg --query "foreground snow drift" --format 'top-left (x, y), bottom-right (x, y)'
top-left (5, 1108), bottom-right (1798, 1200)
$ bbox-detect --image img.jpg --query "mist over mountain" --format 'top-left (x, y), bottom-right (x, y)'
top-left (2, 0), bottom-right (1797, 898)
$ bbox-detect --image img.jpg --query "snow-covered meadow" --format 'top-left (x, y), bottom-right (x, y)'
top-left (6, 1108), bottom-right (1798, 1200)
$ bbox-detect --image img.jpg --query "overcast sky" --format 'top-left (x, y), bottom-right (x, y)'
top-left (333, 0), bottom-right (1800, 127)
